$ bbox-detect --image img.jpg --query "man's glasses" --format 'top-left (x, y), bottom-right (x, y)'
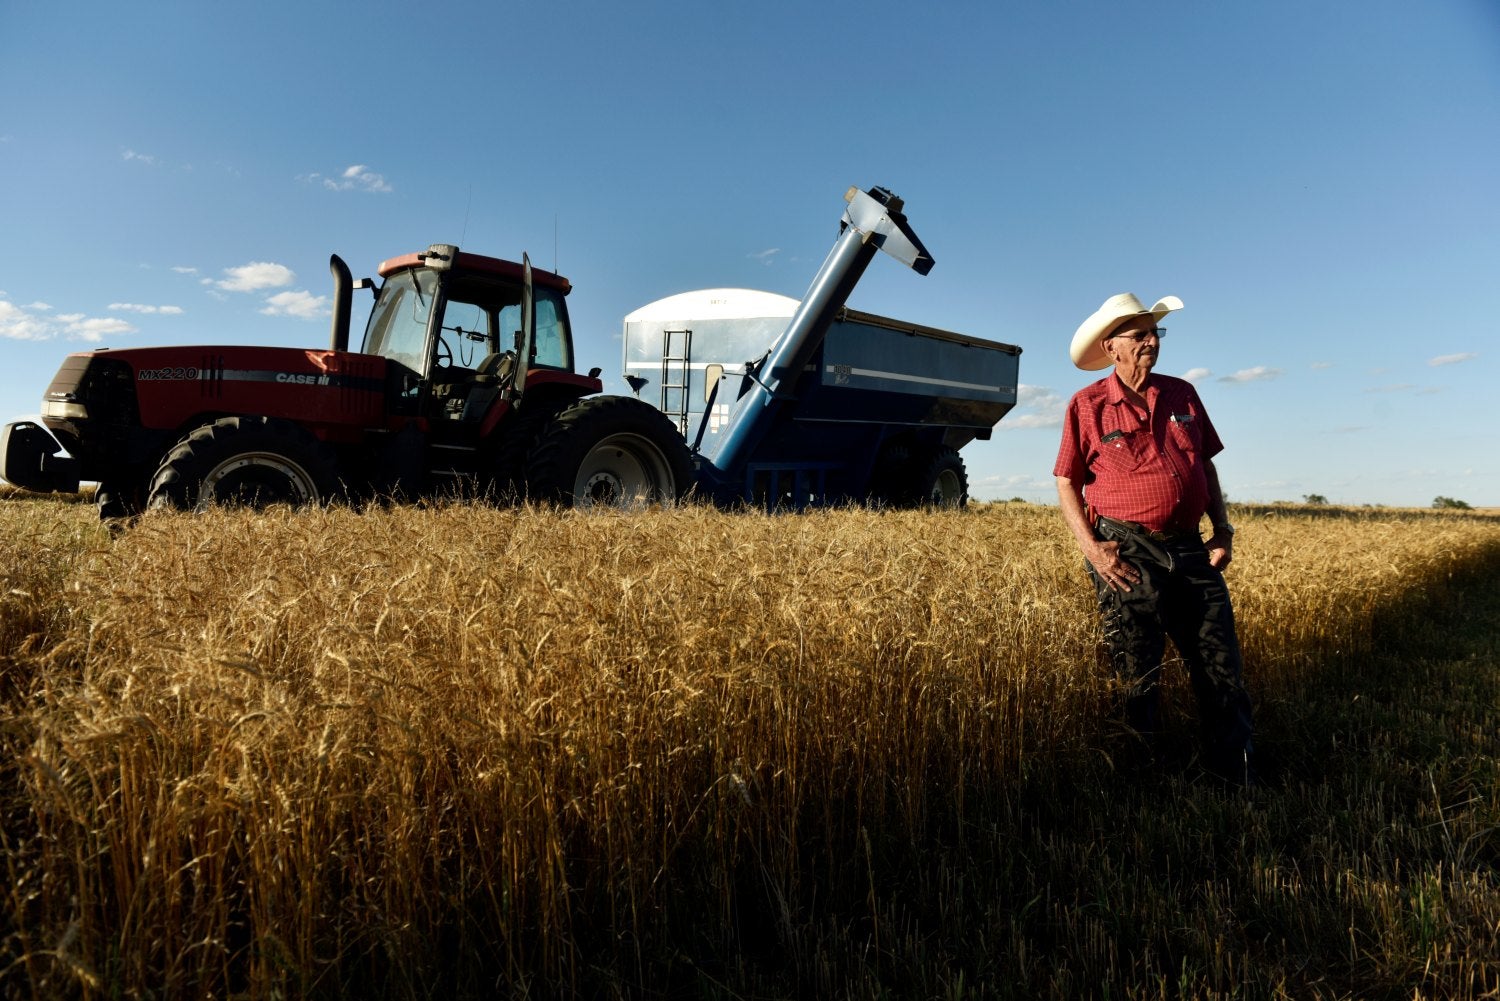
top-left (1108, 327), bottom-right (1165, 343)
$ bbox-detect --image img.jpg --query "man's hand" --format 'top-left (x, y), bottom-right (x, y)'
top-left (1088, 539), bottom-right (1141, 592)
top-left (1205, 529), bottom-right (1234, 570)
top-left (1057, 475), bottom-right (1143, 592)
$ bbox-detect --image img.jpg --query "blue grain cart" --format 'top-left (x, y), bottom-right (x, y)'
top-left (625, 186), bottom-right (1022, 508)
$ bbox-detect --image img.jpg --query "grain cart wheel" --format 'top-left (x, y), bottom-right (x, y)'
top-left (913, 446), bottom-right (969, 509)
top-left (147, 416), bottom-right (341, 512)
top-left (526, 396), bottom-right (693, 508)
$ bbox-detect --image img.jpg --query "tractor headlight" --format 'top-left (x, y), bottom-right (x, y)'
top-left (42, 400), bottom-right (90, 420)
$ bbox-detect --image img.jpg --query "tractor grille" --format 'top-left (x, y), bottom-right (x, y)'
top-left (42, 355), bottom-right (140, 462)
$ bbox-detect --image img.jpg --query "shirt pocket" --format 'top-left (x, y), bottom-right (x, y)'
top-left (1168, 414), bottom-right (1202, 454)
top-left (1094, 428), bottom-right (1152, 472)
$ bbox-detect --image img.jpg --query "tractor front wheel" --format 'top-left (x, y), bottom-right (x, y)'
top-left (96, 477), bottom-right (147, 521)
top-left (525, 396), bottom-right (693, 508)
top-left (147, 416), bottom-right (342, 512)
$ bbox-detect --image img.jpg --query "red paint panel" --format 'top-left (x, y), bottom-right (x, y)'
top-left (119, 346), bottom-right (389, 436)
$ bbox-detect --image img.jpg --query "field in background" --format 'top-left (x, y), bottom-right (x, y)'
top-left (2, 491), bottom-right (1498, 999)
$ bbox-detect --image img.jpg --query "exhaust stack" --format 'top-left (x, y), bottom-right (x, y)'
top-left (329, 254), bottom-right (353, 352)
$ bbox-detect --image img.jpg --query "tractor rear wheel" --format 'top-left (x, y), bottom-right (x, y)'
top-left (147, 416), bottom-right (341, 512)
top-left (525, 396), bottom-right (693, 508)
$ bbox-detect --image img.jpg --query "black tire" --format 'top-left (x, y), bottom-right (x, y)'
top-left (912, 446), bottom-right (969, 509)
top-left (525, 396), bottom-right (693, 508)
top-left (96, 477), bottom-right (146, 521)
top-left (488, 399), bottom-right (567, 502)
top-left (147, 416), bottom-right (342, 512)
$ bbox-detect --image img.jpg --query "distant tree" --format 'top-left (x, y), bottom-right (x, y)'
top-left (1433, 495), bottom-right (1472, 510)
top-left (1303, 493), bottom-right (1329, 505)
top-left (1010, 496), bottom-right (1026, 504)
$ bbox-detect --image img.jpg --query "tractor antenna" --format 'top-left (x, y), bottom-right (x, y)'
top-left (554, 214), bottom-right (558, 274)
top-left (459, 184), bottom-right (473, 247)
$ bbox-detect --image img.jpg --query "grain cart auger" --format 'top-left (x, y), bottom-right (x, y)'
top-left (623, 186), bottom-right (1022, 508)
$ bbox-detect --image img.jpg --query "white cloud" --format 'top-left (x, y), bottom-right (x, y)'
top-left (172, 266), bottom-right (199, 276)
top-left (1001, 383), bottom-right (1066, 429)
top-left (1017, 384), bottom-right (1059, 406)
top-left (109, 303), bottom-right (185, 315)
top-left (749, 248), bottom-right (780, 265)
top-left (25, 301), bottom-right (53, 311)
top-left (1005, 412), bottom-right (1063, 430)
top-left (215, 262), bottom-right (296, 293)
top-left (260, 290), bottom-right (328, 319)
top-left (122, 148), bottom-right (160, 165)
top-left (1218, 366), bottom-right (1283, 384)
top-left (1428, 352), bottom-right (1478, 367)
top-left (1366, 383), bottom-right (1415, 393)
top-left (0, 300), bottom-right (52, 341)
top-left (1, 298), bottom-right (139, 342)
top-left (971, 471), bottom-right (1055, 498)
top-left (63, 316), bottom-right (136, 342)
top-left (317, 164), bottom-right (393, 193)
top-left (1180, 367), bottom-right (1211, 384)
top-left (1310, 361), bottom-right (1333, 370)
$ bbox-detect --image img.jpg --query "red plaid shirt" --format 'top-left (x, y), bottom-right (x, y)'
top-left (1053, 373), bottom-right (1223, 533)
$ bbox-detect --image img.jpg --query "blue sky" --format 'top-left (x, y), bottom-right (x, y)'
top-left (2, 0), bottom-right (1496, 507)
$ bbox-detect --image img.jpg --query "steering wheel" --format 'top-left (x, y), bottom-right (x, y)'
top-left (434, 338), bottom-right (454, 371)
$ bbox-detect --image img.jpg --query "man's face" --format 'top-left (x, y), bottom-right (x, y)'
top-left (1104, 314), bottom-right (1162, 372)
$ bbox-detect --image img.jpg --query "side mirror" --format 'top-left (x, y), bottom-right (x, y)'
top-left (704, 364), bottom-right (724, 403)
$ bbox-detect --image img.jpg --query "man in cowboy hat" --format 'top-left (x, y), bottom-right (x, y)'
top-left (1053, 293), bottom-right (1256, 787)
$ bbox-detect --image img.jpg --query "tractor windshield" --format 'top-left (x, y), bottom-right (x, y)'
top-left (362, 269), bottom-right (438, 373)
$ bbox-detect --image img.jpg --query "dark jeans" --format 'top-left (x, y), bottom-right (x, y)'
top-left (1088, 519), bottom-right (1255, 781)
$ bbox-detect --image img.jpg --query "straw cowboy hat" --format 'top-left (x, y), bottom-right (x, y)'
top-left (1069, 293), bottom-right (1184, 371)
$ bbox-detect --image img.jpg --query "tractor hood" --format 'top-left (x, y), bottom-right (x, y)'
top-left (43, 345), bottom-right (390, 436)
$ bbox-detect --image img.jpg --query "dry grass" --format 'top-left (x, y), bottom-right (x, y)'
top-left (2, 492), bottom-right (1498, 998)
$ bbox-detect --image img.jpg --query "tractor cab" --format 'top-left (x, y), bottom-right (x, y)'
top-left (360, 245), bottom-right (577, 426)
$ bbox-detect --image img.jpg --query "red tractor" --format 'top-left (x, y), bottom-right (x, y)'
top-left (2, 245), bottom-right (694, 518)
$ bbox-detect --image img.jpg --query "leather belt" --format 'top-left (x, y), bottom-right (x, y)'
top-left (1095, 515), bottom-right (1200, 544)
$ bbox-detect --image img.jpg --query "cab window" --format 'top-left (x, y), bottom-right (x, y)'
top-left (498, 289), bottom-right (571, 370)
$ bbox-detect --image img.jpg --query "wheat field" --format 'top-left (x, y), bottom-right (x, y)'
top-left (2, 491), bottom-right (1497, 998)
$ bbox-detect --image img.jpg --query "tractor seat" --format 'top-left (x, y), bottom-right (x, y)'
top-left (461, 351), bottom-right (516, 422)
top-left (473, 351), bottom-right (516, 385)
